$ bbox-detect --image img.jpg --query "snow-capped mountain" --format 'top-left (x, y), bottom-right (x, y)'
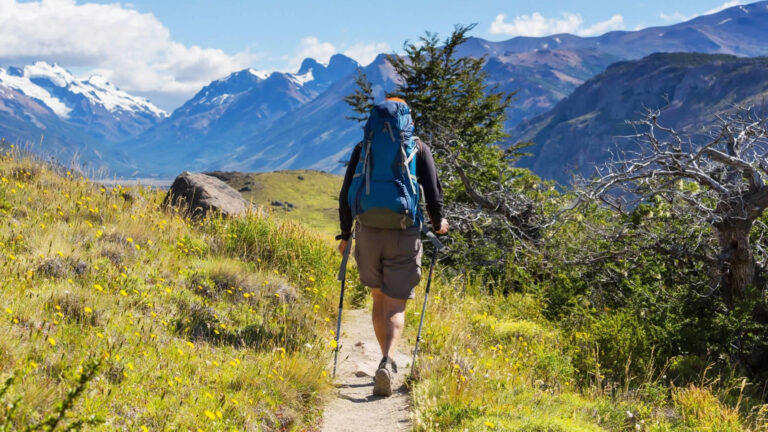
top-left (6, 1), bottom-right (768, 180)
top-left (0, 61), bottom-right (165, 174)
top-left (213, 54), bottom-right (400, 174)
top-left (213, 1), bottom-right (768, 177)
top-left (296, 54), bottom-right (360, 93)
top-left (126, 54), bottom-right (360, 176)
top-left (2, 62), bottom-right (166, 141)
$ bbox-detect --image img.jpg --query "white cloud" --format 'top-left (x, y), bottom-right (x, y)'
top-left (659, 1), bottom-right (744, 23)
top-left (286, 37), bottom-right (390, 71)
top-left (343, 42), bottom-right (391, 66)
top-left (581, 15), bottom-right (624, 36)
top-left (489, 12), bottom-right (624, 37)
top-left (703, 0), bottom-right (744, 15)
top-left (0, 0), bottom-right (252, 109)
top-left (659, 11), bottom-right (691, 22)
top-left (490, 12), bottom-right (581, 37)
top-left (289, 36), bottom-right (337, 68)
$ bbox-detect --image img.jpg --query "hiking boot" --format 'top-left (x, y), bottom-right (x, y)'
top-left (373, 356), bottom-right (397, 397)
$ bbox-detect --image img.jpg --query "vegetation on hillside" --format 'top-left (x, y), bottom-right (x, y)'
top-left (206, 170), bottom-right (341, 236)
top-left (346, 24), bottom-right (768, 431)
top-left (2, 22), bottom-right (768, 432)
top-left (0, 145), bottom-right (343, 430)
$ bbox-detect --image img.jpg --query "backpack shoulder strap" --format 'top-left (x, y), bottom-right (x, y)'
top-left (413, 136), bottom-right (424, 152)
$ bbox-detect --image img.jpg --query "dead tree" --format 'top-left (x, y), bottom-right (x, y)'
top-left (582, 107), bottom-right (768, 305)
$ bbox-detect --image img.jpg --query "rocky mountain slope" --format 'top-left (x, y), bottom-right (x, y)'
top-left (512, 53), bottom-right (768, 184)
top-left (125, 54), bottom-right (359, 177)
top-left (195, 1), bottom-right (768, 177)
top-left (458, 2), bottom-right (768, 59)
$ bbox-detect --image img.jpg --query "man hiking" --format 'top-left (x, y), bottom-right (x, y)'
top-left (337, 97), bottom-right (448, 397)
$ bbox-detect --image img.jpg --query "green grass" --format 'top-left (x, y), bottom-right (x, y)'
top-left (208, 170), bottom-right (342, 237)
top-left (1, 147), bottom-right (765, 431)
top-left (0, 150), bottom-right (340, 430)
top-left (404, 278), bottom-right (766, 431)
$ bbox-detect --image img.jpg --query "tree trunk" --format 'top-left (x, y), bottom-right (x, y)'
top-left (716, 221), bottom-right (754, 304)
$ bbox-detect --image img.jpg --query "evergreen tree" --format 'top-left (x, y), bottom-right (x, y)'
top-left (346, 24), bottom-right (548, 285)
top-left (343, 68), bottom-right (375, 123)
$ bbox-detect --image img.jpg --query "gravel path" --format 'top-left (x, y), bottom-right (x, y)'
top-left (321, 309), bottom-right (412, 432)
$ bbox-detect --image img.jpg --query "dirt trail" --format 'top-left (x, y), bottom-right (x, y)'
top-left (321, 309), bottom-right (412, 432)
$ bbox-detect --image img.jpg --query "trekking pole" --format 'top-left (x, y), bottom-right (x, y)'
top-left (332, 230), bottom-right (354, 378)
top-left (412, 226), bottom-right (444, 368)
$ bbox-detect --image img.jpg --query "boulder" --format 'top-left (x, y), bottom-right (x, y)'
top-left (163, 171), bottom-right (251, 217)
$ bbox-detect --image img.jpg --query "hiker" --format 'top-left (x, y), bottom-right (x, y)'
top-left (337, 97), bottom-right (448, 396)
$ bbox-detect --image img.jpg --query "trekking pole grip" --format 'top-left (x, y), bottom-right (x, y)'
top-left (337, 236), bottom-right (353, 281)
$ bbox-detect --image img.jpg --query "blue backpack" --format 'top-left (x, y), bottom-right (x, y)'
top-left (348, 98), bottom-right (421, 229)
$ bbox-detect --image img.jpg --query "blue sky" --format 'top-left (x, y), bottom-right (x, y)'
top-left (87, 0), bottom-right (745, 70)
top-left (1, 0), bottom-right (750, 110)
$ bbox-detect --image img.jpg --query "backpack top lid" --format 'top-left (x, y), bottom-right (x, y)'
top-left (366, 97), bottom-right (413, 141)
top-left (385, 96), bottom-right (406, 104)
top-left (371, 97), bottom-right (410, 122)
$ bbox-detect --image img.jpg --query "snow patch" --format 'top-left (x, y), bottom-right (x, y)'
top-left (248, 68), bottom-right (271, 80)
top-left (739, 6), bottom-right (748, 13)
top-left (554, 37), bottom-right (562, 44)
top-left (0, 67), bottom-right (71, 117)
top-left (79, 75), bottom-right (166, 117)
top-left (290, 69), bottom-right (314, 86)
top-left (719, 18), bottom-right (733, 25)
top-left (211, 94), bottom-right (233, 105)
top-left (26, 62), bottom-right (73, 88)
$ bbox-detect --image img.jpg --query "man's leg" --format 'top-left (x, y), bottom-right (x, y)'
top-left (371, 288), bottom-right (407, 359)
top-left (371, 288), bottom-right (388, 355)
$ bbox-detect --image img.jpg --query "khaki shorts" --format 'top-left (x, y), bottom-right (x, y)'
top-left (353, 224), bottom-right (423, 300)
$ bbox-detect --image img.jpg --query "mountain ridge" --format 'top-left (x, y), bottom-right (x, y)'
top-left (512, 52), bottom-right (768, 184)
top-left (4, 1), bottom-right (768, 179)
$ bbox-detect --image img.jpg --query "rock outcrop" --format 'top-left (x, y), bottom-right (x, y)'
top-left (163, 171), bottom-right (251, 217)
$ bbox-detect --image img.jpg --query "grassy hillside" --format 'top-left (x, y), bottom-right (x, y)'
top-left (206, 170), bottom-right (342, 237)
top-left (1, 147), bottom-right (765, 431)
top-left (0, 148), bottom-right (342, 430)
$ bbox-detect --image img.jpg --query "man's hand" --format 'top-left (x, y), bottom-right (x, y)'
top-left (435, 218), bottom-right (449, 235)
top-left (338, 239), bottom-right (348, 255)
